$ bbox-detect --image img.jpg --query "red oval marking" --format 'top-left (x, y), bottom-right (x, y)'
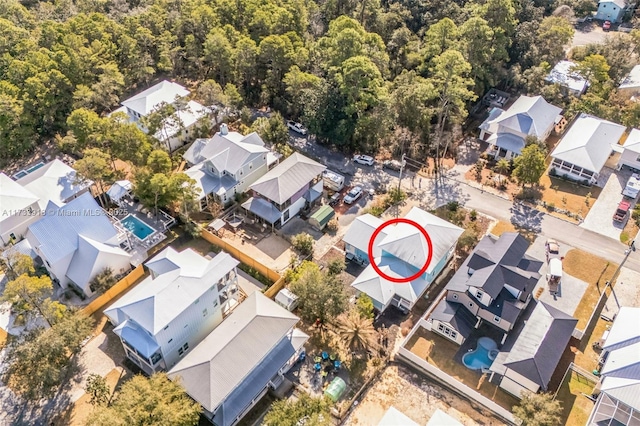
top-left (367, 218), bottom-right (433, 283)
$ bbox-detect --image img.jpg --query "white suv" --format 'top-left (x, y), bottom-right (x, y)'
top-left (353, 155), bottom-right (375, 166)
top-left (287, 120), bottom-right (307, 135)
top-left (343, 186), bottom-right (363, 204)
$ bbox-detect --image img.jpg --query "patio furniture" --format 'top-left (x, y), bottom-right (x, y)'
top-left (321, 370), bottom-right (328, 380)
top-left (329, 353), bottom-right (336, 361)
top-left (334, 360), bottom-right (341, 371)
top-left (314, 356), bottom-right (322, 364)
top-left (298, 351), bottom-right (306, 363)
top-left (321, 351), bottom-right (329, 361)
top-left (314, 363), bottom-right (322, 372)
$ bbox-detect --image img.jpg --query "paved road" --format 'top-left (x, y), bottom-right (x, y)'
top-left (288, 133), bottom-right (640, 273)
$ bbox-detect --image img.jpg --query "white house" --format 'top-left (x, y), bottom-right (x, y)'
top-left (0, 173), bottom-right (41, 246)
top-left (342, 213), bottom-right (389, 265)
top-left (617, 128), bottom-right (640, 172)
top-left (113, 80), bottom-right (209, 152)
top-left (551, 113), bottom-right (626, 185)
top-left (587, 307), bottom-right (640, 425)
top-left (16, 159), bottom-right (92, 209)
top-left (347, 207), bottom-right (463, 313)
top-left (183, 124), bottom-right (278, 208)
top-left (167, 291), bottom-right (308, 426)
top-left (545, 60), bottom-right (589, 97)
top-left (104, 247), bottom-right (240, 375)
top-left (26, 193), bottom-right (132, 298)
top-left (242, 153), bottom-right (326, 228)
top-left (478, 95), bottom-right (562, 160)
top-left (619, 65), bottom-right (640, 99)
top-left (595, 0), bottom-right (627, 23)
top-left (377, 406), bottom-right (419, 426)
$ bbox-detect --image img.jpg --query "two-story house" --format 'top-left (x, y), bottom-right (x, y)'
top-left (0, 173), bottom-right (41, 246)
top-left (617, 128), bottom-right (640, 172)
top-left (183, 124), bottom-right (278, 208)
top-left (479, 95), bottom-right (562, 160)
top-left (242, 153), bottom-right (326, 229)
top-left (112, 80), bottom-right (209, 152)
top-left (26, 193), bottom-right (132, 298)
top-left (168, 291), bottom-right (308, 426)
top-left (427, 232), bottom-right (542, 345)
top-left (345, 207), bottom-right (464, 313)
top-left (587, 307), bottom-right (640, 425)
top-left (104, 247), bottom-right (241, 375)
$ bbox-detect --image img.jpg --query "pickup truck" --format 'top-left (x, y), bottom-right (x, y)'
top-left (287, 120), bottom-right (307, 135)
top-left (613, 200), bottom-right (631, 222)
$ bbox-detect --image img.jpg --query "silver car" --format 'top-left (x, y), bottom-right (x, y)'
top-left (343, 186), bottom-right (363, 204)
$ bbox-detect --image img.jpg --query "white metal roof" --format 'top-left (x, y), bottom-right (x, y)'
top-left (183, 131), bottom-right (268, 172)
top-left (66, 235), bottom-right (131, 292)
top-left (250, 153), bottom-right (326, 204)
top-left (545, 60), bottom-right (589, 94)
top-left (603, 307), bottom-right (640, 351)
top-left (622, 128), bottom-right (640, 154)
top-left (378, 207), bottom-right (463, 272)
top-left (106, 180), bottom-right (132, 202)
top-left (342, 214), bottom-right (387, 257)
top-left (479, 95), bottom-right (561, 139)
top-left (426, 409), bottom-right (464, 426)
top-left (551, 113), bottom-right (626, 172)
top-left (17, 159), bottom-right (92, 208)
top-left (121, 80), bottom-right (190, 116)
top-left (167, 292), bottom-right (305, 413)
top-left (153, 100), bottom-right (210, 141)
top-left (377, 406), bottom-right (419, 426)
top-left (601, 342), bottom-right (640, 379)
top-left (620, 65), bottom-right (640, 91)
top-left (0, 173), bottom-right (39, 221)
top-left (27, 193), bottom-right (119, 264)
top-left (104, 247), bottom-right (239, 334)
top-left (600, 377), bottom-right (640, 411)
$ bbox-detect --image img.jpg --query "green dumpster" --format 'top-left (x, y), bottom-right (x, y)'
top-left (324, 377), bottom-right (346, 402)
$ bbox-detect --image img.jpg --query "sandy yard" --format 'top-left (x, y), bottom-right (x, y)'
top-left (343, 365), bottom-right (504, 426)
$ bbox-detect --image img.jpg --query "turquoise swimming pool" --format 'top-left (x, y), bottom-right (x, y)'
top-left (121, 215), bottom-right (155, 240)
top-left (462, 337), bottom-right (498, 370)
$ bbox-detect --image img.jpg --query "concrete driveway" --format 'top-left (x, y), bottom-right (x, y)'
top-left (581, 168), bottom-right (631, 240)
top-left (572, 23), bottom-right (608, 47)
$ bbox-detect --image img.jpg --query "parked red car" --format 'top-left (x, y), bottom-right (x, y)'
top-left (603, 20), bottom-right (612, 31)
top-left (613, 200), bottom-right (631, 222)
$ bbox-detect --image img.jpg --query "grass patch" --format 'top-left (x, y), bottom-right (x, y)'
top-left (621, 214), bottom-right (639, 244)
top-left (489, 220), bottom-right (537, 243)
top-left (557, 371), bottom-right (597, 426)
top-left (405, 328), bottom-right (519, 411)
top-left (0, 327), bottom-right (7, 349)
top-left (238, 263), bottom-right (273, 288)
top-left (563, 249), bottom-right (618, 330)
top-left (538, 174), bottom-right (601, 219)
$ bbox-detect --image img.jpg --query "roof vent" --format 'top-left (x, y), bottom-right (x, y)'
top-left (220, 123), bottom-right (229, 136)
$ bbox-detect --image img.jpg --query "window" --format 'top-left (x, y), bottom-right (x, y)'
top-left (195, 298), bottom-right (200, 305)
top-left (249, 164), bottom-right (253, 169)
top-left (467, 267), bottom-right (475, 275)
top-left (178, 347), bottom-right (184, 356)
top-left (45, 260), bottom-right (51, 268)
top-left (438, 324), bottom-right (445, 332)
top-left (184, 323), bottom-right (189, 328)
top-left (183, 342), bottom-right (189, 351)
top-left (163, 325), bottom-right (169, 330)
top-left (168, 338), bottom-right (173, 344)
top-left (203, 308), bottom-right (208, 317)
top-left (476, 290), bottom-right (484, 299)
top-left (89, 283), bottom-right (96, 293)
top-left (493, 315), bottom-right (501, 323)
top-left (450, 331), bottom-right (458, 340)
top-left (9, 233), bottom-right (16, 240)
top-left (213, 300), bottom-right (219, 307)
top-left (151, 352), bottom-right (162, 365)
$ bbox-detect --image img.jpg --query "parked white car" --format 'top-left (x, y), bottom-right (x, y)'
top-left (287, 120), bottom-right (307, 135)
top-left (353, 155), bottom-right (375, 166)
top-left (343, 186), bottom-right (363, 204)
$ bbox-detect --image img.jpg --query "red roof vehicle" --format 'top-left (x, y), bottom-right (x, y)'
top-left (613, 200), bottom-right (631, 222)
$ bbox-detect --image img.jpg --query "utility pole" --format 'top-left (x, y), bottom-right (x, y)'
top-left (609, 240), bottom-right (636, 285)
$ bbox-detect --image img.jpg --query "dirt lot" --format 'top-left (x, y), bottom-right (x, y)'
top-left (343, 365), bottom-right (504, 426)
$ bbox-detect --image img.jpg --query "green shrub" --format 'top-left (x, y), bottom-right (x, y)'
top-left (291, 232), bottom-right (314, 257)
top-left (469, 210), bottom-right (477, 221)
top-left (238, 263), bottom-right (272, 287)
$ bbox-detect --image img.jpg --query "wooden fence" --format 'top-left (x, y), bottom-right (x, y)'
top-left (80, 265), bottom-right (146, 316)
top-left (201, 229), bottom-right (284, 299)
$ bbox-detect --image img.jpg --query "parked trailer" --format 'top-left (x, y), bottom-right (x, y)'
top-left (322, 170), bottom-right (345, 192)
top-left (623, 173), bottom-right (640, 199)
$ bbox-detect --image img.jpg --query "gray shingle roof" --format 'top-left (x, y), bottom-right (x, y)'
top-left (430, 299), bottom-right (476, 339)
top-left (182, 131), bottom-right (268, 173)
top-left (250, 153), bottom-right (325, 204)
top-left (503, 302), bottom-right (577, 389)
top-left (167, 292), bottom-right (307, 417)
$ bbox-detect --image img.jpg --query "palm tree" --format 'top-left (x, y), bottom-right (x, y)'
top-left (495, 158), bottom-right (511, 186)
top-left (333, 310), bottom-right (378, 354)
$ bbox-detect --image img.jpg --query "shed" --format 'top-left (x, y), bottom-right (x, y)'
top-left (324, 377), bottom-right (347, 402)
top-left (275, 288), bottom-right (299, 311)
top-left (309, 205), bottom-right (335, 231)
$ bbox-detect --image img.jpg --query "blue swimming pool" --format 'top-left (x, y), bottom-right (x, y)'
top-left (462, 337), bottom-right (498, 370)
top-left (121, 215), bottom-right (155, 240)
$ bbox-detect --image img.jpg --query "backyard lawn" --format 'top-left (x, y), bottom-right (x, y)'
top-left (405, 328), bottom-right (519, 411)
top-left (489, 220), bottom-right (537, 243)
top-left (556, 371), bottom-right (597, 426)
top-left (563, 249), bottom-right (618, 330)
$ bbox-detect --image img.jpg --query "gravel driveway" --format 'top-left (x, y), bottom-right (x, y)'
top-left (572, 23), bottom-right (608, 47)
top-left (581, 169), bottom-right (631, 240)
